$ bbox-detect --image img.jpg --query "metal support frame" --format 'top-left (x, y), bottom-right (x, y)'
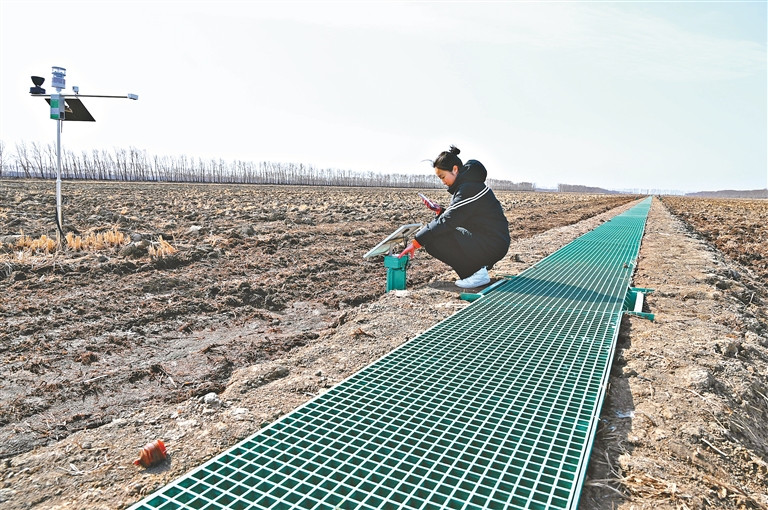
top-left (623, 287), bottom-right (655, 321)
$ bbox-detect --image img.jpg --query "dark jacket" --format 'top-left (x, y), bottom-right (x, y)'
top-left (415, 160), bottom-right (510, 263)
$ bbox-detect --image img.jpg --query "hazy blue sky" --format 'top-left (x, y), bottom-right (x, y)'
top-left (1, 1), bottom-right (766, 192)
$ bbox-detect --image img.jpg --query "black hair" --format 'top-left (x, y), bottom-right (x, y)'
top-left (432, 145), bottom-right (462, 171)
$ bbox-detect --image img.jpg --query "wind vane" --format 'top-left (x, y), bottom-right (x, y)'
top-left (29, 66), bottom-right (138, 235)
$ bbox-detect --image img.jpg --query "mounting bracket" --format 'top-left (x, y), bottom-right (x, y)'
top-left (623, 287), bottom-right (655, 321)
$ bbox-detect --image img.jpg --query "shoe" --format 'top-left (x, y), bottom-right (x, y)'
top-left (455, 267), bottom-right (490, 288)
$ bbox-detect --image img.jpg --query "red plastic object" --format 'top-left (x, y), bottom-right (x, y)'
top-left (133, 439), bottom-right (167, 467)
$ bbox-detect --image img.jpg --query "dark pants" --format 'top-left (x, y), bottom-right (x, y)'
top-left (423, 227), bottom-right (489, 279)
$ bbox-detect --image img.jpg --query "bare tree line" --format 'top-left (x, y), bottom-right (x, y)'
top-left (685, 189), bottom-right (768, 199)
top-left (558, 182), bottom-right (767, 197)
top-left (0, 141), bottom-right (536, 191)
top-left (557, 183), bottom-right (623, 194)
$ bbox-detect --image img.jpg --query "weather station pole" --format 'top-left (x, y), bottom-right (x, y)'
top-left (56, 109), bottom-right (62, 230)
top-left (51, 67), bottom-right (65, 232)
top-left (29, 66), bottom-right (138, 236)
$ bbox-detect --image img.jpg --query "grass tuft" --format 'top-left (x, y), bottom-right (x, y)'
top-left (65, 228), bottom-right (126, 251)
top-left (16, 230), bottom-right (57, 254)
top-left (148, 237), bottom-right (178, 258)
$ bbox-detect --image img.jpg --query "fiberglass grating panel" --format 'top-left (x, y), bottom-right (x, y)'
top-left (130, 198), bottom-right (651, 510)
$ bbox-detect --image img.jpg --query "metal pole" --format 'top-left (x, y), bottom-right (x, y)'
top-left (56, 117), bottom-right (63, 236)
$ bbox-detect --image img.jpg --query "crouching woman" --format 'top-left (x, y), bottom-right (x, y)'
top-left (400, 146), bottom-right (510, 288)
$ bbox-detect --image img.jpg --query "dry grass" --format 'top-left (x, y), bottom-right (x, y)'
top-left (11, 228), bottom-right (127, 257)
top-left (65, 228), bottom-right (126, 251)
top-left (148, 237), bottom-right (178, 258)
top-left (620, 471), bottom-right (688, 501)
top-left (615, 469), bottom-right (765, 509)
top-left (7, 227), bottom-right (177, 261)
top-left (15, 230), bottom-right (56, 254)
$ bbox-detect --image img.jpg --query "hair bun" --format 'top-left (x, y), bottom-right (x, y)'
top-left (449, 145), bottom-right (460, 156)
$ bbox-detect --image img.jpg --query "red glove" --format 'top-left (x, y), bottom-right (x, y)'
top-left (419, 193), bottom-right (443, 215)
top-left (398, 239), bottom-right (421, 259)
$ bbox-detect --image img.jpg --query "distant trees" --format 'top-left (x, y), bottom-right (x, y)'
top-left (0, 140), bottom-right (537, 190)
top-left (685, 189), bottom-right (768, 199)
top-left (557, 183), bottom-right (622, 194)
top-left (489, 179), bottom-right (535, 192)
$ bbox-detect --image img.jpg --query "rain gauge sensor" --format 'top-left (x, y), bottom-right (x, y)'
top-left (363, 223), bottom-right (422, 292)
top-left (29, 66), bottom-right (138, 235)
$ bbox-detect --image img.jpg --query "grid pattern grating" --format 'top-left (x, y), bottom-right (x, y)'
top-left (131, 198), bottom-right (652, 510)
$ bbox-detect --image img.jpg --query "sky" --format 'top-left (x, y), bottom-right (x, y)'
top-left (1, 1), bottom-right (766, 192)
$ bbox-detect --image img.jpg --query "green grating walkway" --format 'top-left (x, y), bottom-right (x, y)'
top-left (131, 197), bottom-right (652, 510)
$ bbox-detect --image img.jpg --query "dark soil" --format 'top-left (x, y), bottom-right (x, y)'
top-left (661, 196), bottom-right (768, 283)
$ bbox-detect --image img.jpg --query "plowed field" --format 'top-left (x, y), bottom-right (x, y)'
top-left (0, 180), bottom-right (637, 459)
top-left (661, 196), bottom-right (768, 283)
top-left (2, 185), bottom-right (768, 510)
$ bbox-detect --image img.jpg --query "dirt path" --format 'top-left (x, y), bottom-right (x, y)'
top-left (580, 199), bottom-right (768, 509)
top-left (2, 196), bottom-right (767, 509)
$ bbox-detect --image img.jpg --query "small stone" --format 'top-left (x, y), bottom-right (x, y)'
top-left (177, 419), bottom-right (198, 429)
top-left (682, 367), bottom-right (714, 390)
top-left (231, 408), bottom-right (249, 421)
top-left (203, 392), bottom-right (221, 407)
top-left (681, 424), bottom-right (704, 439)
top-left (105, 418), bottom-right (127, 428)
top-left (120, 244), bottom-right (138, 257)
top-left (723, 341), bottom-right (741, 357)
top-left (622, 366), bottom-right (638, 377)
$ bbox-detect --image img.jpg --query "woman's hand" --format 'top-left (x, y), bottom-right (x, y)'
top-left (398, 239), bottom-right (421, 259)
top-left (419, 193), bottom-right (443, 215)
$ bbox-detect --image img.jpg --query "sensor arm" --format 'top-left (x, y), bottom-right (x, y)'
top-left (30, 93), bottom-right (138, 99)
